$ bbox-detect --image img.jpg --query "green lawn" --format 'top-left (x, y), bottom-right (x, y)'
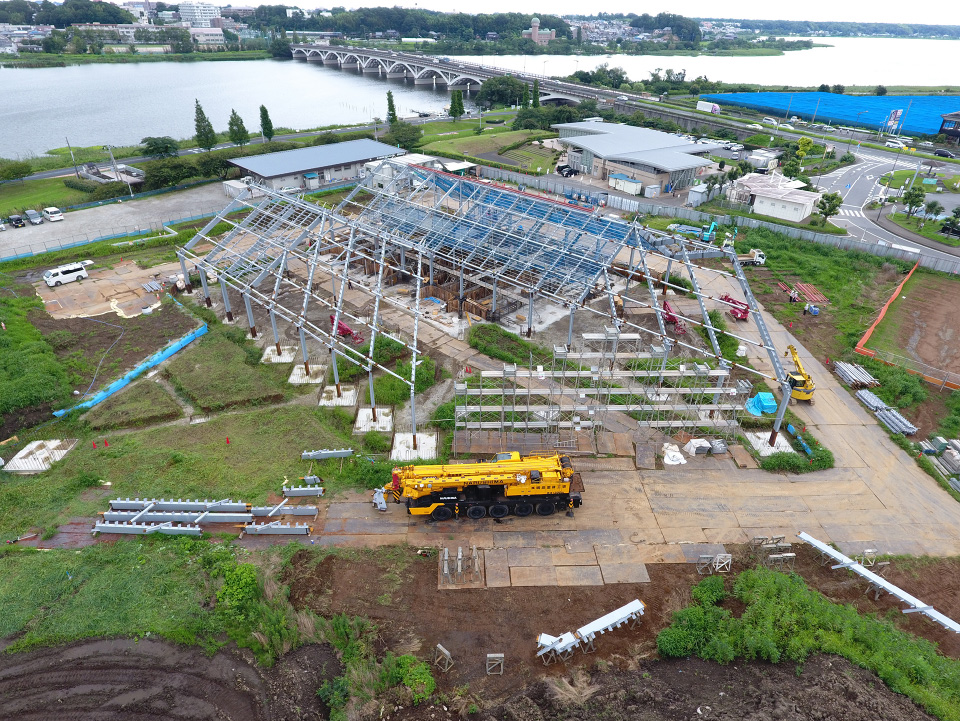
top-left (880, 169), bottom-right (960, 193)
top-left (0, 176), bottom-right (91, 217)
top-left (888, 213), bottom-right (960, 247)
top-left (421, 129), bottom-right (546, 157)
top-left (83, 380), bottom-right (183, 430)
top-left (501, 142), bottom-right (560, 173)
top-left (164, 328), bottom-right (292, 412)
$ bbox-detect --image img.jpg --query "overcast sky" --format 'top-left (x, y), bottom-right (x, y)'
top-left (290, 1), bottom-right (960, 26)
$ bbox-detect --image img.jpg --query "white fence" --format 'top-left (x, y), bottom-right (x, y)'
top-left (477, 166), bottom-right (960, 276)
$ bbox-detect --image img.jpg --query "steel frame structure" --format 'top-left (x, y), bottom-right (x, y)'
top-left (177, 161), bottom-right (790, 451)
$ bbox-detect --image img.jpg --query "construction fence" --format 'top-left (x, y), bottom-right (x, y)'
top-left (476, 166), bottom-right (960, 276)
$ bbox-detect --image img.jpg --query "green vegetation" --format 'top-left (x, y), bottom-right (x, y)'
top-left (887, 213), bottom-right (960, 247)
top-left (467, 324), bottom-right (553, 366)
top-left (658, 570), bottom-right (960, 721)
top-left (700, 200), bottom-right (847, 235)
top-left (735, 227), bottom-right (910, 352)
top-left (164, 327), bottom-right (290, 411)
top-left (880, 169), bottom-right (960, 193)
top-left (759, 430), bottom-right (834, 473)
top-left (0, 284), bottom-right (72, 416)
top-left (331, 336), bottom-right (407, 384)
top-left (421, 129), bottom-right (546, 158)
top-left (364, 355), bottom-right (437, 407)
top-left (698, 309), bottom-right (739, 362)
top-left (0, 176), bottom-right (91, 217)
top-left (83, 380), bottom-right (183, 429)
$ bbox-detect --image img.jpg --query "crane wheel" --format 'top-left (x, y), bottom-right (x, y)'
top-left (514, 503), bottom-right (534, 517)
top-left (466, 505), bottom-right (486, 520)
top-left (536, 502), bottom-right (556, 516)
top-left (489, 504), bottom-right (509, 519)
top-left (809, 398), bottom-right (816, 405)
top-left (431, 506), bottom-right (454, 521)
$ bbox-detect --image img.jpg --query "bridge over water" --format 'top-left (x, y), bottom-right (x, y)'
top-left (290, 45), bottom-right (620, 106)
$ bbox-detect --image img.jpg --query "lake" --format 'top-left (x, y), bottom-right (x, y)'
top-left (2, 37), bottom-right (959, 160)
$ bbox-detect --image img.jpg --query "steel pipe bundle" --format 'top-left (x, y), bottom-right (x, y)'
top-left (834, 361), bottom-right (879, 388)
top-left (855, 389), bottom-right (888, 412)
top-left (876, 409), bottom-right (918, 435)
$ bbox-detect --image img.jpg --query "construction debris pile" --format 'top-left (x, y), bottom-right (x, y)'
top-left (833, 361), bottom-right (879, 388)
top-left (855, 390), bottom-right (918, 435)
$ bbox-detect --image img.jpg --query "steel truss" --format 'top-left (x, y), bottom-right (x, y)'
top-left (177, 162), bottom-right (789, 452)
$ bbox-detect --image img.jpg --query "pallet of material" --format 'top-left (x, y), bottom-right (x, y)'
top-left (795, 283), bottom-right (829, 304)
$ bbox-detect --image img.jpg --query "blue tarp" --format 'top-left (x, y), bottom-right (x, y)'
top-left (745, 391), bottom-right (778, 416)
top-left (702, 92), bottom-right (960, 136)
top-left (53, 323), bottom-right (208, 417)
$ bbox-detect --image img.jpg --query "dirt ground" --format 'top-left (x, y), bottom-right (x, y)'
top-left (3, 543), bottom-right (955, 721)
top-left (867, 273), bottom-right (960, 376)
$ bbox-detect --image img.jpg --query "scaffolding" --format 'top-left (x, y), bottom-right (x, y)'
top-left (177, 162), bottom-right (790, 453)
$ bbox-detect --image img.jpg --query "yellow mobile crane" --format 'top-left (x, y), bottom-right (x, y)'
top-left (783, 345), bottom-right (815, 404)
top-left (387, 452), bottom-right (583, 521)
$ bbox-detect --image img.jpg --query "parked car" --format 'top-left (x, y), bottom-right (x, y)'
top-left (24, 209), bottom-right (43, 225)
top-left (762, 117), bottom-right (779, 125)
top-left (43, 262), bottom-right (89, 287)
top-left (7, 214), bottom-right (25, 228)
top-left (746, 123), bottom-right (763, 130)
top-left (779, 123), bottom-right (795, 130)
top-left (729, 143), bottom-right (744, 151)
top-left (885, 140), bottom-right (907, 149)
top-left (934, 149), bottom-right (957, 158)
top-left (42, 207), bottom-right (64, 222)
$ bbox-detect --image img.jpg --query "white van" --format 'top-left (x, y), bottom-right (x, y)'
top-left (43, 262), bottom-right (89, 287)
top-left (42, 207), bottom-right (64, 222)
top-left (762, 117), bottom-right (779, 125)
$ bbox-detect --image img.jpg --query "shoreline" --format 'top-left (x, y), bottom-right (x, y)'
top-left (0, 50), bottom-right (272, 69)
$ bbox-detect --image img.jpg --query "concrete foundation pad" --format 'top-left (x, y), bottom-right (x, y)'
top-left (390, 432), bottom-right (439, 461)
top-left (484, 548), bottom-right (511, 587)
top-left (598, 562), bottom-right (650, 584)
top-left (262, 346), bottom-right (297, 363)
top-left (288, 362), bottom-right (327, 384)
top-left (3, 439), bottom-right (78, 474)
top-left (555, 565), bottom-right (605, 586)
top-left (354, 407), bottom-right (393, 433)
top-left (745, 432), bottom-right (796, 456)
top-left (510, 565), bottom-right (558, 586)
top-left (318, 385), bottom-right (358, 407)
top-left (507, 547), bottom-right (553, 567)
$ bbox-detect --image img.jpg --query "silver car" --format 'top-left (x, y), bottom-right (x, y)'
top-left (24, 209), bottom-right (43, 225)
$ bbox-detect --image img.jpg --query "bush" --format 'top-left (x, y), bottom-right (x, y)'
top-left (467, 324), bottom-right (551, 366)
top-left (691, 575), bottom-right (726, 606)
top-left (363, 431), bottom-right (391, 454)
top-left (63, 177), bottom-right (99, 193)
top-left (432, 400), bottom-right (456, 431)
top-left (88, 182), bottom-right (130, 201)
top-left (216, 563), bottom-right (260, 622)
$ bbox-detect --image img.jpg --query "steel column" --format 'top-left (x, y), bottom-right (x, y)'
top-left (243, 293), bottom-right (257, 337)
top-left (199, 268), bottom-right (211, 307)
top-left (219, 278), bottom-right (233, 321)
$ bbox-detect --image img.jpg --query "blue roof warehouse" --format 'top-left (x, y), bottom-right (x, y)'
top-left (701, 92), bottom-right (960, 137)
top-left (228, 139), bottom-right (406, 190)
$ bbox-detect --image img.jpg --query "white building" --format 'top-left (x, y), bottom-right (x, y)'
top-left (189, 27), bottom-right (225, 46)
top-left (178, 2), bottom-right (221, 28)
top-left (729, 173), bottom-right (822, 223)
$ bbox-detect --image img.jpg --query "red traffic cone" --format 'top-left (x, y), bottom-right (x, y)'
top-left (226, 437), bottom-right (230, 445)
top-left (92, 441), bottom-right (97, 449)
top-left (104, 440), bottom-right (109, 447)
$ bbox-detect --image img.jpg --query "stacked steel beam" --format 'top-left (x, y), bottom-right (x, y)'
top-left (834, 361), bottom-right (879, 388)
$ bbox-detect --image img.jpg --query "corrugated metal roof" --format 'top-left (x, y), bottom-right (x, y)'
top-left (230, 139), bottom-right (406, 178)
top-left (553, 122), bottom-right (719, 172)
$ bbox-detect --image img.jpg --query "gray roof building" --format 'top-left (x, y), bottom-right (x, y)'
top-left (229, 139), bottom-right (406, 182)
top-left (552, 122), bottom-right (721, 172)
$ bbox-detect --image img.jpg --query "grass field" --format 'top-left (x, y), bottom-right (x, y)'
top-left (83, 380), bottom-right (183, 430)
top-left (0, 404), bottom-right (381, 537)
top-left (699, 200), bottom-right (847, 235)
top-left (880, 169), bottom-right (960, 193)
top-left (501, 142), bottom-right (560, 172)
top-left (0, 177), bottom-right (91, 217)
top-left (888, 213), bottom-right (960, 247)
top-left (164, 329), bottom-right (293, 412)
top-left (421, 129), bottom-right (546, 157)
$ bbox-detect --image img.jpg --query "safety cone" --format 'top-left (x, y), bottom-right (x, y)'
top-left (226, 437), bottom-right (230, 445)
top-left (92, 441), bottom-right (97, 449)
top-left (104, 440), bottom-right (109, 447)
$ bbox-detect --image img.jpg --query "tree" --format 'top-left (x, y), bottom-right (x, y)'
top-left (521, 83), bottom-right (530, 109)
top-left (269, 35), bottom-right (291, 57)
top-left (259, 105), bottom-right (275, 142)
top-left (140, 136), bottom-right (180, 159)
top-left (0, 160), bottom-right (32, 184)
top-left (194, 100), bottom-right (218, 151)
top-left (386, 91), bottom-right (398, 124)
top-left (475, 76), bottom-right (526, 108)
top-left (875, 84), bottom-right (888, 96)
top-left (384, 120), bottom-right (421, 150)
top-left (953, 206), bottom-right (960, 221)
top-left (902, 186), bottom-right (925, 218)
top-left (532, 79), bottom-right (540, 108)
top-left (449, 90), bottom-right (464, 121)
top-left (816, 191), bottom-right (842, 225)
top-left (817, 83), bottom-right (830, 93)
top-left (782, 160), bottom-right (801, 178)
top-left (924, 200), bottom-right (945, 221)
top-left (831, 84), bottom-right (845, 94)
top-left (228, 109), bottom-right (249, 147)
top-left (796, 136), bottom-right (813, 169)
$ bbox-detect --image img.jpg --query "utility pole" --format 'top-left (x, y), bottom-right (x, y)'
top-left (104, 145), bottom-right (134, 197)
top-left (65, 136), bottom-right (80, 179)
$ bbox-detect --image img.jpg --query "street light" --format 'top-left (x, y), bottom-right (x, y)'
top-left (847, 111), bottom-right (868, 153)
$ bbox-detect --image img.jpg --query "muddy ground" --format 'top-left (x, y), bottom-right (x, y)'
top-left (1, 544), bottom-right (957, 720)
